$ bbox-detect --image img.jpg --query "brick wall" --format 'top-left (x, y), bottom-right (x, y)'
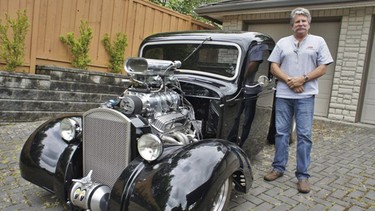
top-left (221, 6), bottom-right (375, 123)
top-left (329, 7), bottom-right (374, 122)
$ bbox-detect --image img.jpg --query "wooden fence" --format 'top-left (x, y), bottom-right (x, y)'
top-left (0, 0), bottom-right (215, 73)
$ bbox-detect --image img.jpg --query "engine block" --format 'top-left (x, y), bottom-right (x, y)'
top-left (105, 58), bottom-right (200, 145)
top-left (120, 90), bottom-right (181, 117)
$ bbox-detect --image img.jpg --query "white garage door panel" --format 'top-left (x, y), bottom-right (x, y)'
top-left (364, 83), bottom-right (375, 101)
top-left (249, 21), bottom-right (339, 117)
top-left (361, 33), bottom-right (375, 124)
top-left (361, 105), bottom-right (375, 124)
top-left (317, 77), bottom-right (332, 112)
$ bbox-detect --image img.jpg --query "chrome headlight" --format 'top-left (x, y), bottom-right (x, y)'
top-left (60, 118), bottom-right (80, 142)
top-left (137, 134), bottom-right (163, 162)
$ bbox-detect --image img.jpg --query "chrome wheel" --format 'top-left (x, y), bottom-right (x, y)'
top-left (211, 178), bottom-right (232, 211)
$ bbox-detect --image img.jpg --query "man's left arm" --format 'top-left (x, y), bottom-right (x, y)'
top-left (302, 38), bottom-right (333, 83)
top-left (302, 64), bottom-right (328, 82)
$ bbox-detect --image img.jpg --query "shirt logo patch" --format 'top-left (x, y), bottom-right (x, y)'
top-left (306, 46), bottom-right (314, 50)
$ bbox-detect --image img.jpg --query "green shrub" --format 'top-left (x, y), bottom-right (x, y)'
top-left (60, 20), bottom-right (93, 70)
top-left (102, 33), bottom-right (128, 73)
top-left (0, 10), bottom-right (29, 72)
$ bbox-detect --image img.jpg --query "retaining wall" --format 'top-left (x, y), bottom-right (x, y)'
top-left (0, 66), bottom-right (129, 122)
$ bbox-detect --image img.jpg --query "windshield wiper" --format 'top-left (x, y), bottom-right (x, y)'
top-left (183, 36), bottom-right (212, 62)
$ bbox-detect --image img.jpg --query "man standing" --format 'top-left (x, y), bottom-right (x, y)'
top-left (264, 7), bottom-right (333, 193)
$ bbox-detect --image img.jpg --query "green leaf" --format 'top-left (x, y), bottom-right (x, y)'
top-left (102, 32), bottom-right (128, 73)
top-left (60, 20), bottom-right (93, 70)
top-left (0, 10), bottom-right (29, 72)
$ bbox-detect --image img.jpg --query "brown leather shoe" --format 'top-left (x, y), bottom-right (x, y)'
top-left (264, 170), bottom-right (284, 181)
top-left (297, 179), bottom-right (310, 193)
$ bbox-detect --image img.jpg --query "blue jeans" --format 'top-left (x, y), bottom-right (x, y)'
top-left (272, 96), bottom-right (315, 180)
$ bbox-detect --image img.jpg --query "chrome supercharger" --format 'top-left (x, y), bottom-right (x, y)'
top-left (69, 170), bottom-right (111, 211)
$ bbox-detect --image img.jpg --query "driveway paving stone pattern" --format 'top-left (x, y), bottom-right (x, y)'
top-left (1, 119), bottom-right (375, 211)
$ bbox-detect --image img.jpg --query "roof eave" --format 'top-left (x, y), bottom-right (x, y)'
top-left (195, 0), bottom-right (375, 23)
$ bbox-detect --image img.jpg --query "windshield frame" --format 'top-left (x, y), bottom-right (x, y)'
top-left (139, 41), bottom-right (243, 81)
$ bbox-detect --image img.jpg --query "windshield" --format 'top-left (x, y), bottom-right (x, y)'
top-left (141, 42), bottom-right (241, 80)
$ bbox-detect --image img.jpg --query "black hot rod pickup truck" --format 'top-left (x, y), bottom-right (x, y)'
top-left (20, 31), bottom-right (276, 211)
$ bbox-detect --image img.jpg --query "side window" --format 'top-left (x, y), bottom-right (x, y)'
top-left (244, 43), bottom-right (270, 85)
top-left (254, 49), bottom-right (271, 82)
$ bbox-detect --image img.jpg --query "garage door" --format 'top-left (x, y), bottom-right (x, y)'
top-left (360, 32), bottom-right (375, 124)
top-left (248, 21), bottom-right (340, 117)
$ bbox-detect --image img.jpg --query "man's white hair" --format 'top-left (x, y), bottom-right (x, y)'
top-left (290, 7), bottom-right (311, 25)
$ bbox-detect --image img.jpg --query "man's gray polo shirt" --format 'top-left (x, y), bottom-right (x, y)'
top-left (268, 34), bottom-right (333, 99)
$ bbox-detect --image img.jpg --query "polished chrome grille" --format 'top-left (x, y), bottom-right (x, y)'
top-left (83, 108), bottom-right (131, 188)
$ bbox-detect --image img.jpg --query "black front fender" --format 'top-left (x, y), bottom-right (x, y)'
top-left (109, 139), bottom-right (252, 211)
top-left (19, 114), bottom-right (83, 200)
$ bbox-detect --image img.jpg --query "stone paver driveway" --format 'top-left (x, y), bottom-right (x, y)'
top-left (1, 119), bottom-right (375, 210)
